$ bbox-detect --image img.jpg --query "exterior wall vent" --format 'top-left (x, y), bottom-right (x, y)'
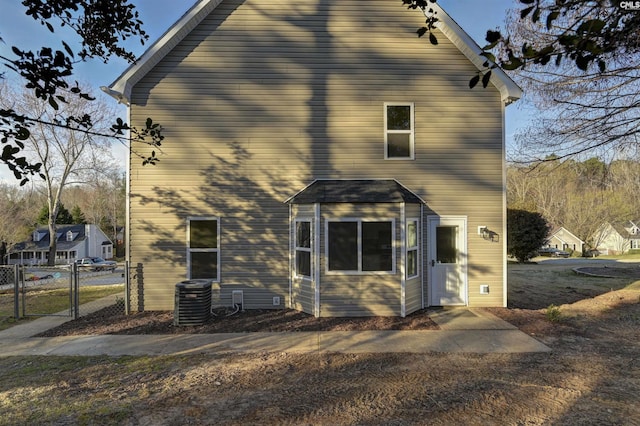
top-left (232, 290), bottom-right (244, 308)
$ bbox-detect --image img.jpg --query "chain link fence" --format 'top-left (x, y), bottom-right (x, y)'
top-left (1, 262), bottom-right (128, 326)
top-left (0, 265), bottom-right (20, 326)
top-left (128, 262), bottom-right (144, 314)
top-left (76, 263), bottom-right (127, 318)
top-left (21, 265), bottom-right (74, 318)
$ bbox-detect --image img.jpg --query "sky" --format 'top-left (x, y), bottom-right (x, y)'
top-left (0, 0), bottom-right (530, 182)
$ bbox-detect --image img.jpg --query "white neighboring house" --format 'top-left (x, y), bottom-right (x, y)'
top-left (593, 220), bottom-right (640, 255)
top-left (8, 224), bottom-right (114, 265)
top-left (546, 226), bottom-right (584, 254)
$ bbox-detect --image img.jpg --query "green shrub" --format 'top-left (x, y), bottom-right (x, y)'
top-left (545, 304), bottom-right (563, 323)
top-left (507, 209), bottom-right (550, 263)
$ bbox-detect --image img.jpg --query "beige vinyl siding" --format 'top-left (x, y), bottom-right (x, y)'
top-left (405, 276), bottom-right (422, 315)
top-left (128, 0), bottom-right (506, 310)
top-left (318, 203), bottom-right (401, 317)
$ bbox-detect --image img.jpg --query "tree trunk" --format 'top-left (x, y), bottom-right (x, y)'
top-left (0, 241), bottom-right (6, 265)
top-left (48, 221), bottom-right (57, 266)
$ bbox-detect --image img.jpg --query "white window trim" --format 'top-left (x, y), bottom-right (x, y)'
top-left (384, 102), bottom-right (415, 160)
top-left (406, 218), bottom-right (420, 280)
top-left (186, 216), bottom-right (220, 282)
top-left (325, 218), bottom-right (396, 275)
top-left (294, 219), bottom-right (312, 279)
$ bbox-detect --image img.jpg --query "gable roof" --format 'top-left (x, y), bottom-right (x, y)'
top-left (610, 221), bottom-right (640, 240)
top-left (13, 225), bottom-right (87, 252)
top-left (12, 224), bottom-right (114, 252)
top-left (103, 0), bottom-right (521, 105)
top-left (549, 226), bottom-right (584, 245)
top-left (286, 179), bottom-right (424, 204)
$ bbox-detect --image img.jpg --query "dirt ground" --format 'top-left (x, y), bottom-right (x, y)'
top-left (38, 307), bottom-right (440, 336)
top-left (4, 261), bottom-right (640, 425)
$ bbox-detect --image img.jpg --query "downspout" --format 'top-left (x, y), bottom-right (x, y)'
top-left (421, 204), bottom-right (425, 309)
top-left (314, 203), bottom-right (320, 318)
top-left (400, 202), bottom-right (406, 317)
top-left (288, 204), bottom-right (292, 309)
top-left (101, 86), bottom-right (132, 309)
top-left (501, 100), bottom-right (508, 308)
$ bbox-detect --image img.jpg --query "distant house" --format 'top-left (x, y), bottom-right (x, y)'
top-left (546, 227), bottom-right (584, 254)
top-left (594, 221), bottom-right (640, 255)
top-left (104, 0), bottom-right (521, 315)
top-left (8, 224), bottom-right (114, 265)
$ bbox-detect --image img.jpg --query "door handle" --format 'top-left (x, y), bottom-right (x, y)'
top-left (431, 259), bottom-right (435, 267)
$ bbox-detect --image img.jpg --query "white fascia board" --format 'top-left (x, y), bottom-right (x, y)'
top-left (103, 0), bottom-right (223, 105)
top-left (428, 3), bottom-right (522, 105)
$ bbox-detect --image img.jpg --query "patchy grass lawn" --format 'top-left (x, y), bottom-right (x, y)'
top-left (0, 284), bottom-right (124, 331)
top-left (507, 259), bottom-right (639, 309)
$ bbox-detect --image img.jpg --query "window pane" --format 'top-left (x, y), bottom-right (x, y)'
top-left (296, 221), bottom-right (311, 248)
top-left (436, 226), bottom-right (457, 264)
top-left (190, 220), bottom-right (218, 248)
top-left (190, 252), bottom-right (218, 279)
top-left (407, 249), bottom-right (417, 277)
top-left (362, 222), bottom-right (392, 271)
top-left (387, 133), bottom-right (411, 158)
top-left (328, 222), bottom-right (358, 270)
top-left (296, 250), bottom-right (311, 277)
top-left (387, 105), bottom-right (411, 130)
top-left (407, 221), bottom-right (417, 247)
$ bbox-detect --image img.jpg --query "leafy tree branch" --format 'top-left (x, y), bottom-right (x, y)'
top-left (1, 0), bottom-right (163, 183)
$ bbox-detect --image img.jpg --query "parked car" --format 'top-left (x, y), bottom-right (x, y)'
top-left (585, 249), bottom-right (601, 257)
top-left (537, 247), bottom-right (571, 258)
top-left (75, 257), bottom-right (117, 272)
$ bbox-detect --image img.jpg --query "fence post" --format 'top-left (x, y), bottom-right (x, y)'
top-left (124, 261), bottom-right (130, 315)
top-left (21, 265), bottom-right (26, 318)
top-left (72, 262), bottom-right (79, 319)
top-left (13, 264), bottom-right (19, 320)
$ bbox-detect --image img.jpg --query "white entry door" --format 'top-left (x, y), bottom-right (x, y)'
top-left (428, 216), bottom-right (467, 306)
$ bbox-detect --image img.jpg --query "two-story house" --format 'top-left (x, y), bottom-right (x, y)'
top-left (104, 0), bottom-right (520, 316)
top-left (594, 220), bottom-right (640, 255)
top-left (9, 224), bottom-right (114, 265)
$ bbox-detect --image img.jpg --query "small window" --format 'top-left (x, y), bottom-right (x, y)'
top-left (406, 219), bottom-right (419, 279)
top-left (66, 231), bottom-right (74, 242)
top-left (384, 103), bottom-right (414, 160)
top-left (327, 219), bottom-right (394, 273)
top-left (187, 217), bottom-right (220, 281)
top-left (436, 226), bottom-right (458, 264)
top-left (295, 220), bottom-right (312, 278)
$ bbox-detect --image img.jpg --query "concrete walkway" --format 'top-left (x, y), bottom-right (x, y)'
top-left (0, 298), bottom-right (550, 356)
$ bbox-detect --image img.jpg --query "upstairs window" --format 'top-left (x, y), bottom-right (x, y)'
top-left (384, 103), bottom-right (414, 160)
top-left (187, 217), bottom-right (220, 281)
